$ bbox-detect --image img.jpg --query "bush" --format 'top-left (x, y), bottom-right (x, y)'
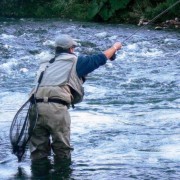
top-left (0, 0), bottom-right (179, 23)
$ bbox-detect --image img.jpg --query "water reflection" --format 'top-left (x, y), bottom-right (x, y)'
top-left (31, 157), bottom-right (72, 179)
top-left (14, 167), bottom-right (29, 179)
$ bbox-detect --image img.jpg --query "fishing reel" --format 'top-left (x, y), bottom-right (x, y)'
top-left (110, 53), bottom-right (116, 61)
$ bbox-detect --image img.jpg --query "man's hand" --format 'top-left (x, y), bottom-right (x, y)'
top-left (112, 42), bottom-right (122, 51)
top-left (103, 42), bottom-right (122, 60)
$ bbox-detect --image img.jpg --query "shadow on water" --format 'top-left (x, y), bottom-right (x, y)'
top-left (13, 167), bottom-right (29, 179)
top-left (32, 158), bottom-right (72, 180)
top-left (12, 158), bottom-right (72, 180)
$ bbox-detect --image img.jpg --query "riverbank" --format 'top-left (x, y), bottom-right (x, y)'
top-left (137, 17), bottom-right (180, 30)
top-left (0, 0), bottom-right (179, 29)
top-left (0, 17), bottom-right (179, 32)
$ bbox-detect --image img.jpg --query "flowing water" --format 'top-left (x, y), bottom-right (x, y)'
top-left (0, 18), bottom-right (180, 179)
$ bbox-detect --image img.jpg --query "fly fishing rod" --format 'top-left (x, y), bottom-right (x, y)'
top-left (122, 0), bottom-right (180, 44)
top-left (109, 0), bottom-right (180, 60)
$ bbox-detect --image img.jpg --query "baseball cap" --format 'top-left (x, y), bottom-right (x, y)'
top-left (55, 34), bottom-right (78, 49)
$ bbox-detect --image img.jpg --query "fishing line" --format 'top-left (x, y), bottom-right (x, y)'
top-left (122, 0), bottom-right (180, 43)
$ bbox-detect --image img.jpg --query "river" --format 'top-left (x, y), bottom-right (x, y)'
top-left (0, 18), bottom-right (180, 179)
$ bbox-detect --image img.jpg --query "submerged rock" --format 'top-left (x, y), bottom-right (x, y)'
top-left (138, 19), bottom-right (149, 26)
top-left (95, 32), bottom-right (108, 38)
top-left (155, 26), bottom-right (163, 30)
top-left (138, 17), bottom-right (180, 30)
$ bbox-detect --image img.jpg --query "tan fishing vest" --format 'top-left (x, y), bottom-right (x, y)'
top-left (35, 53), bottom-right (84, 104)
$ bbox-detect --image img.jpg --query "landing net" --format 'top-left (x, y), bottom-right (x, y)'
top-left (9, 96), bottom-right (38, 162)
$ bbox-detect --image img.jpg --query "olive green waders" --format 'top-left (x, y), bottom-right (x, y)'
top-left (29, 102), bottom-right (72, 160)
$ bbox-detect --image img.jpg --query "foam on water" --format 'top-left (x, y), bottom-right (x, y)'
top-left (108, 35), bottom-right (118, 41)
top-left (0, 167), bottom-right (15, 178)
top-left (85, 84), bottom-right (107, 96)
top-left (0, 162), bottom-right (31, 179)
top-left (164, 38), bottom-right (178, 43)
top-left (126, 43), bottom-right (138, 50)
top-left (0, 92), bottom-right (28, 114)
top-left (3, 44), bottom-right (12, 49)
top-left (159, 144), bottom-right (180, 161)
top-left (0, 33), bottom-right (16, 39)
top-left (95, 32), bottom-right (108, 38)
top-left (0, 59), bottom-right (18, 74)
top-left (42, 39), bottom-right (55, 47)
top-left (140, 48), bottom-right (163, 57)
top-left (71, 111), bottom-right (114, 132)
top-left (19, 68), bottom-right (29, 73)
top-left (175, 50), bottom-right (180, 55)
top-left (126, 43), bottom-right (163, 58)
top-left (105, 61), bottom-right (113, 68)
top-left (0, 19), bottom-right (179, 179)
top-left (35, 51), bottom-right (54, 62)
top-left (116, 51), bottom-right (126, 61)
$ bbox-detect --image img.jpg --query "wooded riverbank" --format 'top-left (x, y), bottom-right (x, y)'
top-left (0, 0), bottom-right (179, 27)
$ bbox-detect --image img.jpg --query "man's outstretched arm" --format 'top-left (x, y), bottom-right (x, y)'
top-left (103, 42), bottom-right (122, 60)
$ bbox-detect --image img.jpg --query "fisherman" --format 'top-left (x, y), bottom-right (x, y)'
top-left (29, 34), bottom-right (122, 163)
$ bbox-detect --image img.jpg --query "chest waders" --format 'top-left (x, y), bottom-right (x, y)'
top-left (9, 53), bottom-right (84, 162)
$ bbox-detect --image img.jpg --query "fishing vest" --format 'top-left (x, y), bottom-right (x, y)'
top-left (36, 53), bottom-right (84, 105)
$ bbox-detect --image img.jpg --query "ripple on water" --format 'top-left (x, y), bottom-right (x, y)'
top-left (0, 19), bottom-right (179, 179)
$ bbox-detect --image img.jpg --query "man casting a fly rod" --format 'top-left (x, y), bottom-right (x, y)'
top-left (29, 34), bottom-right (122, 163)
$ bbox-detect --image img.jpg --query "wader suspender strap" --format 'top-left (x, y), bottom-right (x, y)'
top-left (48, 53), bottom-right (77, 108)
top-left (35, 53), bottom-right (80, 109)
top-left (33, 55), bottom-right (57, 98)
top-left (33, 55), bottom-right (70, 108)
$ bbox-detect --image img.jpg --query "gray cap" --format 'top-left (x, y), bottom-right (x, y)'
top-left (55, 34), bottom-right (78, 49)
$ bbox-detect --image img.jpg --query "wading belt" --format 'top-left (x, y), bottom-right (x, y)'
top-left (32, 98), bottom-right (69, 107)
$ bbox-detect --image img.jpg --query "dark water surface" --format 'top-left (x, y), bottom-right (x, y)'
top-left (0, 18), bottom-right (180, 179)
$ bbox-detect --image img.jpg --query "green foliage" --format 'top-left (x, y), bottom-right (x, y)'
top-left (110, 0), bottom-right (130, 10)
top-left (0, 0), bottom-right (179, 23)
top-left (51, 0), bottom-right (88, 19)
top-left (87, 0), bottom-right (106, 19)
top-left (87, 0), bottom-right (131, 21)
top-left (51, 0), bottom-right (68, 16)
top-left (166, 0), bottom-right (180, 16)
top-left (144, 0), bottom-right (180, 21)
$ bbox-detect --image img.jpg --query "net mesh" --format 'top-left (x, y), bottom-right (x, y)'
top-left (10, 97), bottom-right (38, 162)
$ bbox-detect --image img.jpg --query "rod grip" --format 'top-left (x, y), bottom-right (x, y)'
top-left (110, 53), bottom-right (116, 61)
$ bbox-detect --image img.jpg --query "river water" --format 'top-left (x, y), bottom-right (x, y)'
top-left (0, 18), bottom-right (180, 179)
